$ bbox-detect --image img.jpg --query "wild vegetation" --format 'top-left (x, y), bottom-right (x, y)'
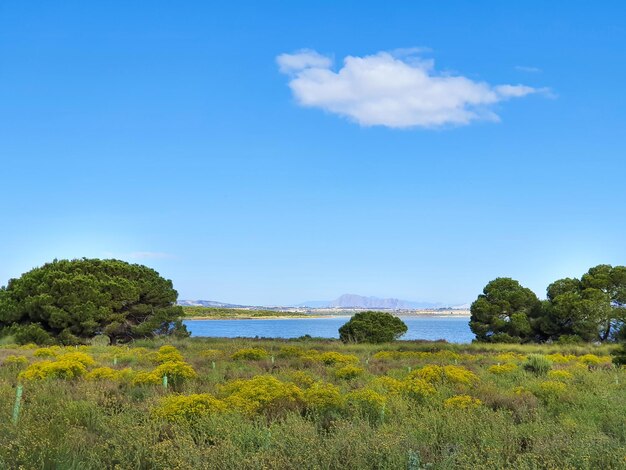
top-left (0, 337), bottom-right (623, 469)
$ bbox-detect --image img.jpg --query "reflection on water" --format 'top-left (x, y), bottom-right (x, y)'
top-left (184, 315), bottom-right (474, 343)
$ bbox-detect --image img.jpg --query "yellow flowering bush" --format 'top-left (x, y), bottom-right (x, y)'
top-left (346, 389), bottom-right (386, 420)
top-left (371, 351), bottom-right (430, 361)
top-left (222, 375), bottom-right (304, 415)
top-left (84, 366), bottom-right (134, 381)
top-left (577, 354), bottom-right (609, 366)
top-left (200, 349), bottom-right (223, 360)
top-left (333, 365), bottom-right (364, 380)
top-left (547, 369), bottom-right (573, 381)
top-left (488, 363), bottom-right (518, 374)
top-left (56, 352), bottom-right (96, 367)
top-left (155, 345), bottom-right (184, 363)
top-left (317, 351), bottom-right (359, 366)
top-left (286, 370), bottom-right (316, 388)
top-left (371, 376), bottom-right (404, 394)
top-left (33, 347), bottom-right (60, 358)
top-left (545, 353), bottom-right (576, 364)
top-left (19, 359), bottom-right (87, 381)
top-left (152, 361), bottom-right (197, 385)
top-left (401, 378), bottom-right (437, 401)
top-left (131, 371), bottom-right (161, 386)
top-left (153, 393), bottom-right (226, 421)
top-left (231, 348), bottom-right (270, 360)
top-left (410, 365), bottom-right (478, 385)
top-left (444, 395), bottom-right (482, 410)
top-left (410, 365), bottom-right (444, 383)
top-left (534, 380), bottom-right (567, 401)
top-left (277, 346), bottom-right (308, 358)
top-left (495, 352), bottom-right (527, 362)
top-left (303, 382), bottom-right (344, 413)
top-left (3, 355), bottom-right (28, 368)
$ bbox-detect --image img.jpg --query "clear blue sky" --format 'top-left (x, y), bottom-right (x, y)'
top-left (1, 1), bottom-right (625, 306)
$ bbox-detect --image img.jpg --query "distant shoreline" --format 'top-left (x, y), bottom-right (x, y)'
top-left (183, 310), bottom-right (471, 321)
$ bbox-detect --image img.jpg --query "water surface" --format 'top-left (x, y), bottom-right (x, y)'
top-left (184, 315), bottom-right (473, 343)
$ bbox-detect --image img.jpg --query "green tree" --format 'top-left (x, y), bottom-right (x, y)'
top-left (338, 311), bottom-right (407, 343)
top-left (0, 258), bottom-right (188, 344)
top-left (581, 264), bottom-right (626, 340)
top-left (469, 278), bottom-right (541, 343)
top-left (537, 283), bottom-right (612, 342)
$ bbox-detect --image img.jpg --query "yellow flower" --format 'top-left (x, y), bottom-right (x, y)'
top-left (56, 352), bottom-right (96, 367)
top-left (401, 378), bottom-right (437, 401)
top-left (317, 351), bottom-right (359, 366)
top-left (231, 348), bottom-right (270, 360)
top-left (221, 375), bottom-right (304, 415)
top-left (488, 363), bottom-right (518, 374)
top-left (303, 382), bottom-right (344, 412)
top-left (19, 359), bottom-right (87, 381)
top-left (547, 369), bottom-right (573, 381)
top-left (153, 393), bottom-right (226, 421)
top-left (333, 365), bottom-right (364, 380)
top-left (444, 395), bottom-right (482, 409)
top-left (3, 355), bottom-right (28, 368)
top-left (155, 345), bottom-right (184, 363)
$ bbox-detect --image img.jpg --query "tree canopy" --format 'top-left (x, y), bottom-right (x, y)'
top-left (338, 311), bottom-right (407, 343)
top-left (0, 258), bottom-right (188, 344)
top-left (471, 265), bottom-right (626, 343)
top-left (469, 278), bottom-right (541, 343)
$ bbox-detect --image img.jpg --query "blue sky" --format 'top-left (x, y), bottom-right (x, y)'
top-left (1, 1), bottom-right (625, 306)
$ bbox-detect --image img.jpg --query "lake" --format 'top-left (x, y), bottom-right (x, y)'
top-left (184, 315), bottom-right (474, 343)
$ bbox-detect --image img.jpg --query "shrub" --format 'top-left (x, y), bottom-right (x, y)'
top-left (131, 371), bottom-right (161, 386)
top-left (534, 380), bottom-right (567, 401)
top-left (33, 347), bottom-right (59, 358)
top-left (85, 367), bottom-right (122, 381)
top-left (222, 375), bottom-right (304, 416)
top-left (303, 382), bottom-right (344, 414)
top-left (56, 352), bottom-right (96, 367)
top-left (3, 355), bottom-right (28, 368)
top-left (317, 351), bottom-right (359, 366)
top-left (155, 345), bottom-right (184, 363)
top-left (277, 346), bottom-right (307, 358)
top-left (333, 365), bottom-right (364, 380)
top-left (401, 378), bottom-right (437, 401)
top-left (153, 393), bottom-right (226, 421)
top-left (577, 354), bottom-right (607, 366)
top-left (523, 354), bottom-right (552, 375)
top-left (409, 365), bottom-right (479, 385)
top-left (488, 363), bottom-right (518, 374)
top-left (371, 376), bottom-right (404, 394)
top-left (19, 359), bottom-right (87, 380)
top-left (339, 311), bottom-right (407, 343)
top-left (444, 395), bottom-right (482, 409)
top-left (346, 389), bottom-right (387, 422)
top-left (547, 370), bottom-right (573, 381)
top-left (231, 348), bottom-right (269, 360)
top-left (152, 361), bottom-right (197, 386)
top-left (545, 353), bottom-right (576, 364)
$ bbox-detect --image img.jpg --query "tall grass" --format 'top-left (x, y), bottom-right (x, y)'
top-left (0, 337), bottom-right (623, 469)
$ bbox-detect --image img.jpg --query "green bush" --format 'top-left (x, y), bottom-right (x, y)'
top-left (338, 311), bottom-right (407, 343)
top-left (523, 354), bottom-right (552, 375)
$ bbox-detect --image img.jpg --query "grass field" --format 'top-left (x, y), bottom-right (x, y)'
top-left (0, 338), bottom-right (624, 469)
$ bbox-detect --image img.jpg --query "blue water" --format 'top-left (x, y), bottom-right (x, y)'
top-left (184, 315), bottom-right (474, 343)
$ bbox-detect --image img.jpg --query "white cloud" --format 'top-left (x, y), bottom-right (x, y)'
top-left (278, 49), bottom-right (541, 128)
top-left (276, 49), bottom-right (332, 74)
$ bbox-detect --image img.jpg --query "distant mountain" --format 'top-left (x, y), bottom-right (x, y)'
top-left (330, 294), bottom-right (444, 309)
top-left (299, 294), bottom-right (446, 310)
top-left (178, 300), bottom-right (248, 308)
